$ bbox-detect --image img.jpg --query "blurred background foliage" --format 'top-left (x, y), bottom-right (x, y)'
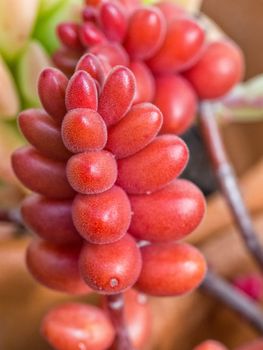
top-left (0, 0), bottom-right (81, 190)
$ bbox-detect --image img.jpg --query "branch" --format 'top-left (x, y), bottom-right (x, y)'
top-left (199, 101), bottom-right (263, 270)
top-left (202, 270), bottom-right (263, 333)
top-left (106, 294), bottom-right (135, 350)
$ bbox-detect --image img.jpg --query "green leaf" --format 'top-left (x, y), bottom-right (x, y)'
top-left (33, 0), bottom-right (82, 53)
top-left (0, 55), bottom-right (20, 119)
top-left (38, 0), bottom-right (65, 18)
top-left (16, 40), bottom-right (52, 107)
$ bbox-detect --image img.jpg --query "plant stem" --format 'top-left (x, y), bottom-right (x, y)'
top-left (199, 101), bottom-right (263, 270)
top-left (202, 270), bottom-right (263, 333)
top-left (106, 294), bottom-right (135, 350)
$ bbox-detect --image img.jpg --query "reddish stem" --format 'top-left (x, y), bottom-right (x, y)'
top-left (199, 101), bottom-right (263, 269)
top-left (202, 270), bottom-right (263, 333)
top-left (106, 294), bottom-right (134, 350)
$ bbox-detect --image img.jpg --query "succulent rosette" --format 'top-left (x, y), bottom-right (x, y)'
top-left (10, 0), bottom-right (246, 349)
top-left (12, 47), bottom-right (206, 350)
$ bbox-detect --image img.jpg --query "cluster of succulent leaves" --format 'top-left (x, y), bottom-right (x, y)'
top-left (0, 0), bottom-right (202, 187)
top-left (1, 0), bottom-right (262, 190)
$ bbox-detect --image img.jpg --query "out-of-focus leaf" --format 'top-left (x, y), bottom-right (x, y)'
top-left (172, 0), bottom-right (202, 13)
top-left (143, 0), bottom-right (202, 13)
top-left (0, 55), bottom-right (20, 119)
top-left (0, 121), bottom-right (24, 185)
top-left (0, 181), bottom-right (24, 209)
top-left (16, 40), bottom-right (52, 107)
top-left (38, 0), bottom-right (65, 17)
top-left (215, 75), bottom-right (263, 123)
top-left (0, 0), bottom-right (39, 62)
top-left (34, 0), bottom-right (82, 53)
top-left (197, 13), bottom-right (225, 42)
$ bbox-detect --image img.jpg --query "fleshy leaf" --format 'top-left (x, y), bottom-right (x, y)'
top-left (34, 0), bottom-right (82, 53)
top-left (16, 40), bottom-right (52, 107)
top-left (0, 0), bottom-right (39, 61)
top-left (0, 55), bottom-right (20, 119)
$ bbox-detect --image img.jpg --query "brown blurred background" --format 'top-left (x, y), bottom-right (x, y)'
top-left (202, 0), bottom-right (263, 176)
top-left (202, 0), bottom-right (263, 80)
